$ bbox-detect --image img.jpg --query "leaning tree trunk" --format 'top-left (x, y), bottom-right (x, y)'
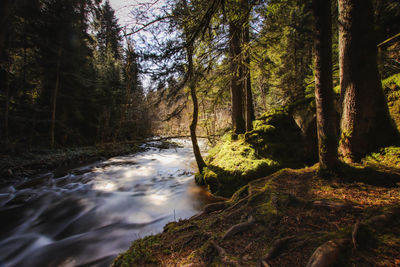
top-left (313, 0), bottom-right (338, 170)
top-left (182, 0), bottom-right (207, 173)
top-left (338, 0), bottom-right (399, 162)
top-left (187, 44), bottom-right (207, 173)
top-left (229, 19), bottom-right (246, 135)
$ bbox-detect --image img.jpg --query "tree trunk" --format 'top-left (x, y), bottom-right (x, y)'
top-left (338, 0), bottom-right (399, 162)
top-left (243, 7), bottom-right (254, 132)
top-left (0, 0), bottom-right (17, 54)
top-left (187, 46), bottom-right (207, 172)
top-left (229, 19), bottom-right (246, 135)
top-left (313, 0), bottom-right (338, 170)
top-left (187, 45), bottom-right (207, 173)
top-left (51, 47), bottom-right (62, 148)
top-left (181, 0), bottom-right (207, 173)
top-left (4, 72), bottom-right (10, 144)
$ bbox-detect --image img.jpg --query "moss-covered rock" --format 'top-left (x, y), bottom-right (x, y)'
top-left (198, 107), bottom-right (313, 197)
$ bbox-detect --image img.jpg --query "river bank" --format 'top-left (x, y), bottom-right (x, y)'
top-left (0, 143), bottom-right (138, 182)
top-left (112, 160), bottom-right (400, 267)
top-left (0, 139), bottom-right (188, 184)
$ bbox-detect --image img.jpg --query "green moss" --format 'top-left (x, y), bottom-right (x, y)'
top-left (382, 73), bottom-right (400, 131)
top-left (194, 172), bottom-right (205, 185)
top-left (112, 235), bottom-right (161, 266)
top-left (363, 146), bottom-right (400, 168)
top-left (203, 167), bottom-right (219, 193)
top-left (204, 136), bottom-right (280, 196)
top-left (201, 106), bottom-right (308, 197)
top-left (382, 73), bottom-right (400, 89)
top-left (230, 184), bottom-right (249, 203)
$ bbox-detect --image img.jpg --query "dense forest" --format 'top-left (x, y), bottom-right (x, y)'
top-left (0, 0), bottom-right (148, 152)
top-left (1, 0), bottom-right (400, 266)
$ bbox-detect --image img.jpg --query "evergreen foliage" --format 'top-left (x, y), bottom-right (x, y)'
top-left (0, 0), bottom-right (147, 152)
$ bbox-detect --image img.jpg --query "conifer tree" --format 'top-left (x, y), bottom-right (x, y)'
top-left (338, 0), bottom-right (400, 161)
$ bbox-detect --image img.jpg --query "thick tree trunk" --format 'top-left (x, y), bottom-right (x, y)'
top-left (313, 0), bottom-right (338, 170)
top-left (51, 47), bottom-right (62, 148)
top-left (229, 20), bottom-right (246, 135)
top-left (243, 13), bottom-right (254, 132)
top-left (338, 0), bottom-right (399, 162)
top-left (187, 45), bottom-right (207, 173)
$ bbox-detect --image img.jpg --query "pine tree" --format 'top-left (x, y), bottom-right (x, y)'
top-left (338, 0), bottom-right (400, 162)
top-left (313, 0), bottom-right (338, 170)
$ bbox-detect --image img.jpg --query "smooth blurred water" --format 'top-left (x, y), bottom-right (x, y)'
top-left (0, 139), bottom-right (214, 267)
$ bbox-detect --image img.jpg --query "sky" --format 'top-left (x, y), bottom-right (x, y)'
top-left (108, 0), bottom-right (167, 90)
top-left (109, 0), bottom-right (165, 28)
top-left (109, 0), bottom-right (136, 27)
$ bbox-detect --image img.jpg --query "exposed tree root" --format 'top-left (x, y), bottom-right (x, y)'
top-left (203, 202), bottom-right (227, 214)
top-left (222, 215), bottom-right (255, 240)
top-left (312, 200), bottom-right (350, 209)
top-left (211, 241), bottom-right (240, 267)
top-left (259, 235), bottom-right (296, 264)
top-left (306, 239), bottom-right (349, 267)
top-left (191, 202), bottom-right (228, 220)
top-left (352, 220), bottom-right (361, 250)
top-left (259, 261), bottom-right (271, 267)
top-left (225, 195), bottom-right (251, 212)
top-left (367, 207), bottom-right (400, 227)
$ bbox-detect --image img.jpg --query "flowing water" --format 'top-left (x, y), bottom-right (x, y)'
top-left (0, 139), bottom-right (215, 267)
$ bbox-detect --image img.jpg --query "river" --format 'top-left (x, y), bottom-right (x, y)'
top-left (0, 138), bottom-right (215, 267)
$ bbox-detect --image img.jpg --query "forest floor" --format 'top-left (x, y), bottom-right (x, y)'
top-left (112, 156), bottom-right (400, 267)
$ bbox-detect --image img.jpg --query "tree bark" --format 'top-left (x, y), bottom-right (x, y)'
top-left (338, 0), bottom-right (399, 162)
top-left (229, 18), bottom-right (246, 135)
top-left (313, 0), bottom-right (338, 170)
top-left (0, 0), bottom-right (17, 54)
top-left (4, 72), bottom-right (10, 144)
top-left (181, 0), bottom-right (207, 173)
top-left (0, 0), bottom-right (16, 147)
top-left (51, 47), bottom-right (62, 148)
top-left (243, 3), bottom-right (254, 132)
top-left (187, 44), bottom-right (207, 173)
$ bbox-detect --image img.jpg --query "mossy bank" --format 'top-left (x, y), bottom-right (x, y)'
top-left (196, 106), bottom-right (316, 197)
top-left (112, 160), bottom-right (400, 267)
